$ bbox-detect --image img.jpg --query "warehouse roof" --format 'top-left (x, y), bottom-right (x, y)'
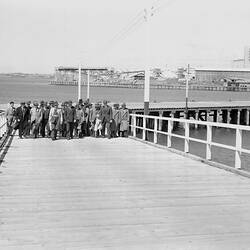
top-left (195, 68), bottom-right (250, 72)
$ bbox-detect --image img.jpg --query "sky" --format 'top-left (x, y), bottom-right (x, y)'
top-left (0, 0), bottom-right (250, 73)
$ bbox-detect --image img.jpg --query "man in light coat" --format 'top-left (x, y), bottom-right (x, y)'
top-left (5, 101), bottom-right (15, 135)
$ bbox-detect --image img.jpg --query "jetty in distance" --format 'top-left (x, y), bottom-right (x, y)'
top-left (50, 66), bottom-right (250, 92)
top-left (50, 80), bottom-right (250, 92)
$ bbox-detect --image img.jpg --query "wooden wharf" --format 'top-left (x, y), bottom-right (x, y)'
top-left (50, 81), bottom-right (250, 92)
top-left (1, 135), bottom-right (250, 249)
top-left (128, 101), bottom-right (250, 126)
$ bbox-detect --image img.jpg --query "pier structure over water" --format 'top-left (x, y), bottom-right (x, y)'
top-left (127, 101), bottom-right (250, 129)
top-left (50, 80), bottom-right (250, 91)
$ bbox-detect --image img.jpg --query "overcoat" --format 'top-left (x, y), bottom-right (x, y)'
top-left (119, 109), bottom-right (129, 131)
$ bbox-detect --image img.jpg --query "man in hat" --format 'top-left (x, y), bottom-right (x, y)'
top-left (100, 100), bottom-right (112, 138)
top-left (5, 101), bottom-right (16, 135)
top-left (85, 103), bottom-right (92, 136)
top-left (30, 101), bottom-right (41, 138)
top-left (46, 101), bottom-right (55, 137)
top-left (24, 101), bottom-right (32, 136)
top-left (64, 100), bottom-right (76, 140)
top-left (49, 102), bottom-right (61, 140)
top-left (60, 102), bottom-right (67, 137)
top-left (15, 101), bottom-right (29, 138)
top-left (119, 103), bottom-right (129, 137)
top-left (49, 100), bottom-right (54, 107)
top-left (39, 100), bottom-right (47, 137)
top-left (43, 101), bottom-right (51, 137)
top-left (78, 98), bottom-right (83, 106)
top-left (88, 103), bottom-right (98, 136)
top-left (111, 103), bottom-right (121, 137)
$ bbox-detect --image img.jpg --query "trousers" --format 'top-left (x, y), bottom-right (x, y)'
top-left (66, 122), bottom-right (74, 139)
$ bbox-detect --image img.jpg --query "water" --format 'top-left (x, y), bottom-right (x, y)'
top-left (1, 76), bottom-right (250, 171)
top-left (135, 126), bottom-right (250, 172)
top-left (1, 76), bottom-right (250, 104)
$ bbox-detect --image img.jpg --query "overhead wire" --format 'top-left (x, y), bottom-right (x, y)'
top-left (152, 0), bottom-right (176, 16)
top-left (105, 0), bottom-right (177, 49)
top-left (95, 9), bottom-right (145, 54)
top-left (89, 0), bottom-right (178, 64)
top-left (107, 10), bottom-right (145, 45)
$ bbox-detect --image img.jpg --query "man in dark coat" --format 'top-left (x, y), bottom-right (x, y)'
top-left (24, 101), bottom-right (32, 136)
top-left (100, 100), bottom-right (112, 139)
top-left (15, 101), bottom-right (29, 138)
top-left (64, 100), bottom-right (76, 140)
top-left (39, 101), bottom-right (47, 137)
top-left (60, 102), bottom-right (67, 137)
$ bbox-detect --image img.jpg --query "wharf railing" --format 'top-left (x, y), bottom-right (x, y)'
top-left (129, 114), bottom-right (250, 170)
top-left (0, 111), bottom-right (8, 151)
top-left (0, 112), bottom-right (7, 140)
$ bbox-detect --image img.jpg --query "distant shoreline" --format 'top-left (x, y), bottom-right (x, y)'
top-left (1, 76), bottom-right (250, 105)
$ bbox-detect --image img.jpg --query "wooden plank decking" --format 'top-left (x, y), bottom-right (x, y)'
top-left (1, 136), bottom-right (250, 249)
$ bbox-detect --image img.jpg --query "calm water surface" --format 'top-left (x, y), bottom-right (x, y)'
top-left (1, 76), bottom-right (250, 103)
top-left (141, 127), bottom-right (250, 172)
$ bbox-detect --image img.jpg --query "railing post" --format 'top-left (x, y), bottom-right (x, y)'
top-left (195, 111), bottom-right (199, 129)
top-left (142, 117), bottom-right (146, 140)
top-left (206, 124), bottom-right (212, 160)
top-left (133, 115), bottom-right (136, 137)
top-left (246, 109), bottom-right (250, 126)
top-left (184, 121), bottom-right (189, 153)
top-left (167, 118), bottom-right (173, 148)
top-left (159, 111), bottom-right (163, 131)
top-left (154, 117), bottom-right (158, 144)
top-left (227, 109), bottom-right (231, 124)
top-left (235, 128), bottom-right (242, 169)
top-left (237, 109), bottom-right (241, 125)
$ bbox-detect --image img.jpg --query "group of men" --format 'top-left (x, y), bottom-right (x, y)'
top-left (5, 99), bottom-right (130, 140)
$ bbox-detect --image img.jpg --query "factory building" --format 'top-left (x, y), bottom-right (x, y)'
top-left (195, 68), bottom-right (250, 83)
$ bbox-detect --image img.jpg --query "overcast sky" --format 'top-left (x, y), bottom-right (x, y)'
top-left (1, 0), bottom-right (250, 73)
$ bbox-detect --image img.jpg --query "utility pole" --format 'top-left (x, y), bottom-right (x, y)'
top-left (144, 7), bottom-right (152, 115)
top-left (87, 70), bottom-right (90, 102)
top-left (78, 63), bottom-right (81, 101)
top-left (185, 64), bottom-right (190, 119)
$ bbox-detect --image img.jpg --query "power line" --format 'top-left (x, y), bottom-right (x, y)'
top-left (105, 0), bottom-right (178, 50)
top-left (152, 0), bottom-right (176, 16)
top-left (99, 10), bottom-right (145, 53)
top-left (107, 17), bottom-right (145, 48)
top-left (89, 0), bottom-right (178, 61)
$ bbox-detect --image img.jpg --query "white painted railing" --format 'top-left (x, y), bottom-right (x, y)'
top-left (0, 112), bottom-right (7, 139)
top-left (130, 114), bottom-right (250, 170)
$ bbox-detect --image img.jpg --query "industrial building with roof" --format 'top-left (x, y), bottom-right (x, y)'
top-left (195, 68), bottom-right (250, 83)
